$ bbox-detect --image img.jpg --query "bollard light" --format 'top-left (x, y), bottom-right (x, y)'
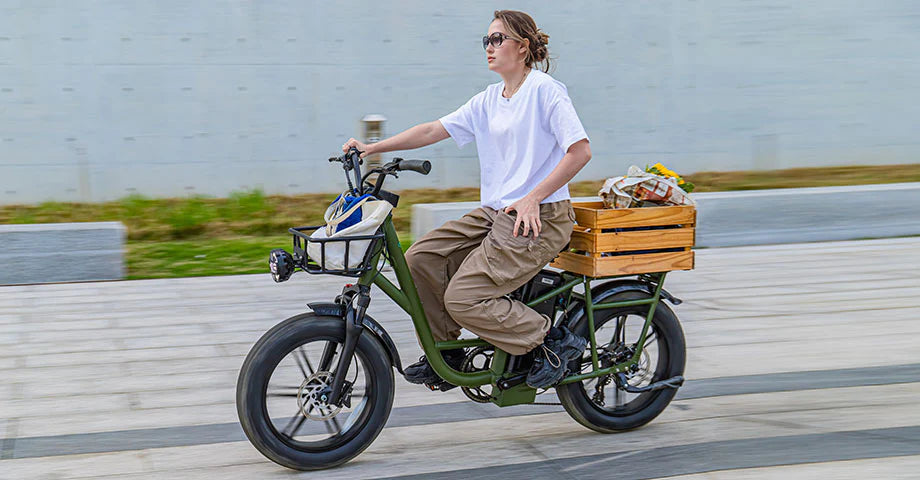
top-left (362, 114), bottom-right (386, 183)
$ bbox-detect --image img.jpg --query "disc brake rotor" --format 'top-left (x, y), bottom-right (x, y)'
top-left (297, 371), bottom-right (343, 420)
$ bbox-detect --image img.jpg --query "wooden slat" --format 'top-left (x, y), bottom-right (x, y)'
top-left (550, 251), bottom-right (595, 275)
top-left (569, 228), bottom-right (696, 253)
top-left (572, 202), bottom-right (696, 229)
top-left (551, 250), bottom-right (695, 277)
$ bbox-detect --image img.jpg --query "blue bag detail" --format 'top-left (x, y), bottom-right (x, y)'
top-left (332, 193), bottom-right (374, 232)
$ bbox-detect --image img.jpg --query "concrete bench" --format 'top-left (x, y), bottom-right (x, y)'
top-left (0, 222), bottom-right (126, 285)
top-left (412, 183), bottom-right (920, 247)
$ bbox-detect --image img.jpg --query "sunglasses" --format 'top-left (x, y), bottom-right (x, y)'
top-left (482, 32), bottom-right (515, 50)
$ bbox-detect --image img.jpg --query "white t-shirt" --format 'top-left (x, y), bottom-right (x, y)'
top-left (439, 69), bottom-right (589, 210)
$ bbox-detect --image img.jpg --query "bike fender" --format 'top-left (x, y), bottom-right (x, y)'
top-left (307, 302), bottom-right (405, 375)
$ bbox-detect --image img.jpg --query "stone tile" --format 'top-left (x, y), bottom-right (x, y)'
top-left (120, 331), bottom-right (258, 350)
top-left (20, 370), bottom-right (240, 399)
top-left (23, 324), bottom-right (207, 343)
top-left (0, 339), bottom-right (119, 357)
top-left (0, 314), bottom-right (25, 325)
top-left (125, 356), bottom-right (242, 377)
top-left (0, 449), bottom-right (150, 478)
top-left (134, 387), bottom-right (236, 410)
top-left (0, 363), bottom-right (124, 384)
top-left (686, 332), bottom-right (920, 379)
top-left (22, 345), bottom-right (224, 368)
top-left (16, 403), bottom-right (239, 437)
top-left (0, 383), bottom-right (14, 401)
top-left (0, 318), bottom-right (111, 334)
top-left (0, 393), bottom-right (132, 419)
top-left (668, 454), bottom-right (920, 480)
top-left (0, 332), bottom-right (22, 345)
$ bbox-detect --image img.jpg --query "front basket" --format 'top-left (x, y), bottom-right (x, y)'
top-left (288, 225), bottom-right (385, 277)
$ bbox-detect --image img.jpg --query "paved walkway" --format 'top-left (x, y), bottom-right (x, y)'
top-left (1, 237), bottom-right (919, 479)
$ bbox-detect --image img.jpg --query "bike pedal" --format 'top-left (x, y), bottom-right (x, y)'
top-left (425, 380), bottom-right (458, 392)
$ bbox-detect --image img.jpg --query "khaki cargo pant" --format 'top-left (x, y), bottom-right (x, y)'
top-left (405, 200), bottom-right (575, 355)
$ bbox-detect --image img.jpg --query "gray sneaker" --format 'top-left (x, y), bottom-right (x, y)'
top-left (526, 326), bottom-right (587, 389)
top-left (403, 348), bottom-right (466, 386)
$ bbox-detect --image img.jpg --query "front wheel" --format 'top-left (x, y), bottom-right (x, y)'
top-left (236, 313), bottom-right (395, 470)
top-left (557, 291), bottom-right (686, 433)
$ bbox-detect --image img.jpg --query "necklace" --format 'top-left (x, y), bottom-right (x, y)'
top-left (503, 69), bottom-right (530, 99)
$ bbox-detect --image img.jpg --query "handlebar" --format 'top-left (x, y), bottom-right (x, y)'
top-left (329, 148), bottom-right (431, 198)
top-left (393, 158), bottom-right (431, 175)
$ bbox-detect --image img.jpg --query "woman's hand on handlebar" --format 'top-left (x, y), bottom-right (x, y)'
top-left (342, 138), bottom-right (370, 157)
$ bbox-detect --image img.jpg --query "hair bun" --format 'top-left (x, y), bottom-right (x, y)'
top-left (536, 30), bottom-right (550, 47)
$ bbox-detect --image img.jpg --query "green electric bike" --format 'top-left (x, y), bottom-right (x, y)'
top-left (236, 148), bottom-right (687, 470)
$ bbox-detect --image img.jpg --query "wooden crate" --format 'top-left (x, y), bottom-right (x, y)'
top-left (550, 201), bottom-right (696, 277)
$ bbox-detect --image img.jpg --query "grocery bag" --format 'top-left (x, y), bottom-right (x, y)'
top-left (307, 192), bottom-right (393, 270)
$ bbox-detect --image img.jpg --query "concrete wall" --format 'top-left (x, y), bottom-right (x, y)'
top-left (2, 1), bottom-right (919, 205)
top-left (411, 183), bottom-right (920, 247)
top-left (0, 222), bottom-right (125, 284)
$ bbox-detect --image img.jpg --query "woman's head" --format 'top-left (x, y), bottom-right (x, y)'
top-left (484, 10), bottom-right (552, 74)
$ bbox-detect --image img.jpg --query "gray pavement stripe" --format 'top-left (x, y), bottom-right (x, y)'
top-left (2, 362), bottom-right (919, 460)
top-left (675, 362), bottom-right (920, 400)
top-left (378, 425), bottom-right (920, 480)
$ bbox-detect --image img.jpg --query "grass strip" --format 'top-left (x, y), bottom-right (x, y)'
top-left (3, 163), bottom-right (919, 279)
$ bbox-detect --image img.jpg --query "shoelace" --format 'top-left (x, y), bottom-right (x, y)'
top-left (540, 344), bottom-right (562, 369)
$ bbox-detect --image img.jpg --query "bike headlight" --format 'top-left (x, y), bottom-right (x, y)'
top-left (269, 249), bottom-right (295, 283)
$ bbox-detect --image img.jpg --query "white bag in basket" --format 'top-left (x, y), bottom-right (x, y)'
top-left (307, 193), bottom-right (393, 270)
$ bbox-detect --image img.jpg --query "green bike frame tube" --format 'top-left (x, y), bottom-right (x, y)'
top-left (361, 217), bottom-right (494, 387)
top-left (557, 272), bottom-right (667, 386)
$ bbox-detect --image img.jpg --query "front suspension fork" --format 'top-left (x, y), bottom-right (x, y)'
top-left (323, 284), bottom-right (370, 407)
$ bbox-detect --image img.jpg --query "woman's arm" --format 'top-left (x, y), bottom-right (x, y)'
top-left (504, 138), bottom-right (592, 237)
top-left (342, 121), bottom-right (450, 156)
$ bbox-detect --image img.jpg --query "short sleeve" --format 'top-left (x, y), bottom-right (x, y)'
top-left (438, 92), bottom-right (483, 148)
top-left (547, 87), bottom-right (589, 152)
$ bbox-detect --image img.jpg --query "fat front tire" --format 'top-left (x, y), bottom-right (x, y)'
top-left (557, 291), bottom-right (686, 433)
top-left (236, 313), bottom-right (395, 470)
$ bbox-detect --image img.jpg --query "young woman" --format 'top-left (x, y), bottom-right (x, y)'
top-left (342, 10), bottom-right (592, 389)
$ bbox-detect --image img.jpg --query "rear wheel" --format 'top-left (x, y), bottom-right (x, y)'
top-left (557, 291), bottom-right (685, 433)
top-left (236, 313), bottom-right (394, 470)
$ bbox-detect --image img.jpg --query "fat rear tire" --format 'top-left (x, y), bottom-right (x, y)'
top-left (557, 291), bottom-right (686, 433)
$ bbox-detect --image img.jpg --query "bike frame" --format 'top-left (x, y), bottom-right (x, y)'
top-left (353, 214), bottom-right (668, 407)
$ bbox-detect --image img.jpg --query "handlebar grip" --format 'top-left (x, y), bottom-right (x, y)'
top-left (397, 159), bottom-right (431, 175)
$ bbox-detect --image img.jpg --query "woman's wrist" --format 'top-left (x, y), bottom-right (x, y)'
top-left (364, 142), bottom-right (381, 155)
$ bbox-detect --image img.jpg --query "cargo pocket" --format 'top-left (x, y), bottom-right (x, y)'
top-left (538, 203), bottom-right (576, 263)
top-left (483, 210), bottom-right (547, 286)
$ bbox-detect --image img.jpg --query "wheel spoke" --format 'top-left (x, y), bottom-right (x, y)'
top-left (293, 352), bottom-right (310, 378)
top-left (643, 330), bottom-right (658, 349)
top-left (319, 341), bottom-right (338, 371)
top-left (267, 387), bottom-right (300, 398)
top-left (299, 347), bottom-right (316, 376)
top-left (324, 414), bottom-right (342, 434)
top-left (608, 315), bottom-right (626, 349)
top-left (282, 411), bottom-right (307, 437)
